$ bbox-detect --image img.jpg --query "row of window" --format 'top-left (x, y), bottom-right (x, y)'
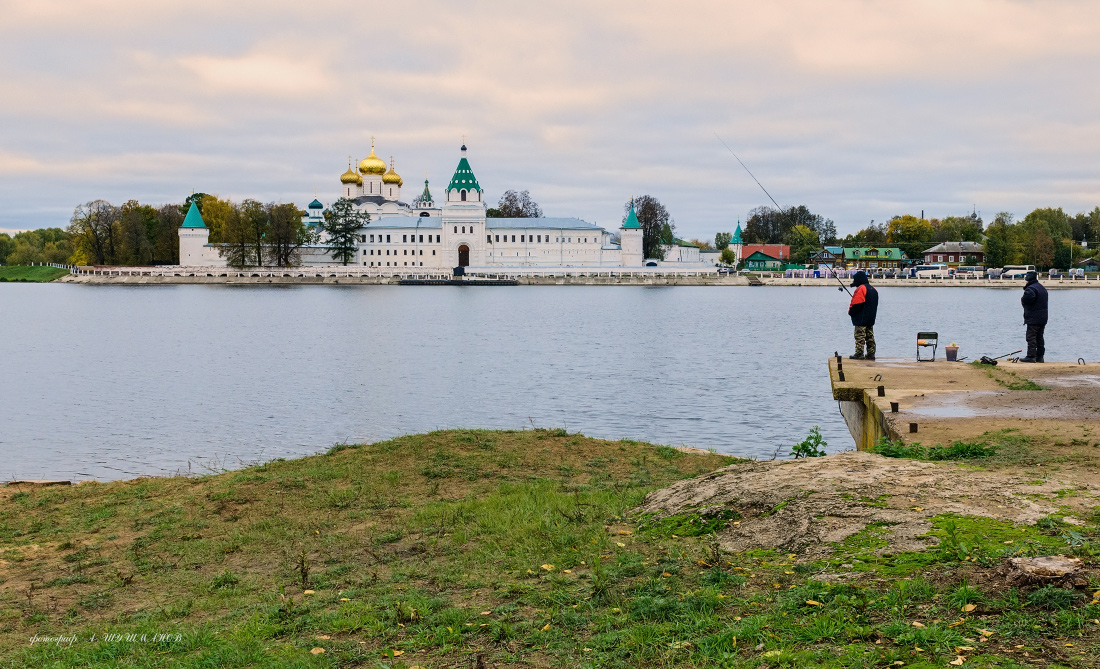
top-left (929, 254), bottom-right (976, 263)
top-left (365, 249), bottom-right (435, 256)
top-left (360, 232), bottom-right (598, 244)
top-left (364, 262), bottom-right (426, 267)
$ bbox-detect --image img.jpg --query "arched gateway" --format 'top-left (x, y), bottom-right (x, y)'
top-left (458, 244), bottom-right (470, 267)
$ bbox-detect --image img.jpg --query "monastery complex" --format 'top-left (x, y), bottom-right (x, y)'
top-left (179, 142), bottom-right (732, 271)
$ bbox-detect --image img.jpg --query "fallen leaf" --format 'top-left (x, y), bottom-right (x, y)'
top-left (540, 564), bottom-right (555, 571)
top-left (912, 506), bottom-right (923, 511)
top-left (948, 619), bottom-right (965, 628)
top-left (949, 656), bottom-right (965, 666)
top-left (912, 621), bottom-right (926, 628)
top-left (955, 645), bottom-right (975, 651)
top-left (914, 646), bottom-right (924, 652)
top-left (662, 572), bottom-right (672, 577)
top-left (541, 623), bottom-right (551, 631)
top-left (388, 650), bottom-right (404, 656)
top-left (893, 662), bottom-right (904, 666)
top-left (962, 604), bottom-right (977, 612)
top-left (310, 648), bottom-right (325, 655)
top-left (762, 650), bottom-right (781, 658)
top-left (480, 611), bottom-right (491, 615)
top-left (316, 635), bottom-right (331, 640)
top-left (618, 530), bottom-right (633, 535)
top-left (979, 629), bottom-right (994, 637)
top-left (563, 569), bottom-right (572, 573)
top-left (303, 590), bottom-right (315, 595)
top-left (806, 600), bottom-right (822, 606)
top-left (1065, 643), bottom-right (1074, 647)
top-left (616, 542), bottom-right (626, 547)
top-left (339, 598), bottom-right (349, 602)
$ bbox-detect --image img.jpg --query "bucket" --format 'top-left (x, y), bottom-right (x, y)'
top-left (945, 345), bottom-right (959, 362)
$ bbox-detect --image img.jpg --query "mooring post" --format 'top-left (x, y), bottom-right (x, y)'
top-left (890, 402), bottom-right (899, 413)
top-left (909, 423), bottom-right (918, 433)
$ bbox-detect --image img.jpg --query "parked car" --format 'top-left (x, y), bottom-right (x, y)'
top-left (1068, 268), bottom-right (1085, 279)
top-left (1048, 269), bottom-right (1063, 279)
top-left (912, 264), bottom-right (950, 278)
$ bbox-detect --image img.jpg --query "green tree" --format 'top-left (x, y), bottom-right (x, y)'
top-left (714, 231), bottom-right (732, 250)
top-left (267, 203), bottom-right (311, 267)
top-left (720, 246), bottom-right (737, 265)
top-left (1053, 239), bottom-right (1071, 269)
top-left (152, 205), bottom-right (182, 265)
top-left (7, 240), bottom-right (44, 265)
top-left (1020, 207), bottom-right (1071, 244)
top-left (886, 215), bottom-right (935, 260)
top-left (935, 214), bottom-right (983, 242)
top-left (787, 224), bottom-right (821, 264)
top-left (322, 197), bottom-right (369, 265)
top-left (624, 195), bottom-right (672, 260)
top-left (0, 233), bottom-right (13, 264)
top-left (240, 199), bottom-right (270, 267)
top-left (117, 200), bottom-right (156, 265)
top-left (1029, 229), bottom-right (1055, 270)
top-left (487, 190), bottom-right (543, 218)
top-left (744, 205), bottom-right (834, 245)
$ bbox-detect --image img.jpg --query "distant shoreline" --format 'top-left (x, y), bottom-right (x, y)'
top-left (56, 273), bottom-right (1100, 288)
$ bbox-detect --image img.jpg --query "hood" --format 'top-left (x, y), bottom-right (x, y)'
top-left (1025, 271), bottom-right (1038, 283)
top-left (849, 271), bottom-right (868, 287)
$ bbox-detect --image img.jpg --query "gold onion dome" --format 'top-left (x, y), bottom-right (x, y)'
top-left (340, 160), bottom-right (362, 185)
top-left (358, 143), bottom-right (387, 175)
top-left (382, 157), bottom-right (403, 186)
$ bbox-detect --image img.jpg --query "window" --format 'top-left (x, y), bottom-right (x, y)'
top-left (462, 226), bottom-right (466, 233)
top-left (369, 234), bottom-right (374, 242)
top-left (403, 250), bottom-right (407, 255)
top-left (386, 235), bottom-right (391, 243)
top-left (363, 249), bottom-right (367, 256)
top-left (432, 250), bottom-right (436, 255)
top-left (937, 255), bottom-right (943, 262)
top-left (537, 235), bottom-right (542, 242)
top-left (435, 235), bottom-right (440, 242)
top-left (495, 234), bottom-right (500, 242)
top-left (511, 235), bottom-right (516, 242)
top-left (487, 235), bottom-right (492, 243)
top-left (521, 235), bottom-right (525, 242)
top-left (403, 235), bottom-right (407, 242)
top-left (370, 262), bottom-right (374, 267)
top-left (454, 226), bottom-right (457, 233)
top-left (419, 235), bottom-right (423, 243)
top-left (419, 250), bottom-right (423, 255)
top-left (949, 255), bottom-right (955, 262)
top-left (461, 190), bottom-right (467, 201)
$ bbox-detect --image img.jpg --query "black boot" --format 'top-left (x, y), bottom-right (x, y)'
top-left (849, 353), bottom-right (865, 360)
top-left (1019, 357), bottom-right (1037, 363)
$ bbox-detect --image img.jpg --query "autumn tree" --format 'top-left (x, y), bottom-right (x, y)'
top-left (267, 203), bottom-right (312, 267)
top-left (487, 190), bottom-right (543, 218)
top-left (323, 197), bottom-right (369, 265)
top-left (116, 200), bottom-right (157, 265)
top-left (68, 200), bottom-right (119, 265)
top-left (218, 203), bottom-right (253, 268)
top-left (714, 231), bottom-right (732, 250)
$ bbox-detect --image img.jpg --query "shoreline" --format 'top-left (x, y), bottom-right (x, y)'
top-left (57, 272), bottom-right (1100, 288)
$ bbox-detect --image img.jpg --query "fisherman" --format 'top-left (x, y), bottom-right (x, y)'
top-left (847, 270), bottom-right (878, 360)
top-left (1019, 270), bottom-right (1048, 363)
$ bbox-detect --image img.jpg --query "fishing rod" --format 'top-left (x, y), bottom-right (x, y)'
top-left (715, 132), bottom-right (853, 296)
top-left (978, 350), bottom-right (1023, 366)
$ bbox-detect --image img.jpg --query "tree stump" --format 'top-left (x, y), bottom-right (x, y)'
top-left (1004, 555), bottom-right (1084, 587)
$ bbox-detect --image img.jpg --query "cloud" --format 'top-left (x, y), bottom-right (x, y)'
top-left (178, 49), bottom-right (335, 98)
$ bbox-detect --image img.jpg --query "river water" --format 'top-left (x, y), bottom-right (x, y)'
top-left (2, 284), bottom-right (1098, 481)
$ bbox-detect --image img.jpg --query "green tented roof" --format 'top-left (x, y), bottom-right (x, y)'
top-left (447, 158), bottom-right (481, 192)
top-left (842, 247), bottom-right (904, 259)
top-left (419, 179), bottom-right (432, 202)
top-left (180, 201), bottom-right (207, 228)
top-left (621, 205), bottom-right (641, 229)
top-left (731, 222), bottom-right (743, 244)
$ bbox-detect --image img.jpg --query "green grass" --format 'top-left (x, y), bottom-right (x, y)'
top-left (2, 429), bottom-right (1098, 668)
top-left (0, 265), bottom-right (69, 282)
top-left (871, 437), bottom-right (998, 461)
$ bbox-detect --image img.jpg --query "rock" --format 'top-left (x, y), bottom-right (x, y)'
top-left (1005, 555), bottom-right (1083, 586)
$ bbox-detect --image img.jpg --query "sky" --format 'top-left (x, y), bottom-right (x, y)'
top-left (1, 0), bottom-right (1099, 239)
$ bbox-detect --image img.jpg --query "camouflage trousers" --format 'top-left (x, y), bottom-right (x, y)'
top-left (854, 326), bottom-right (876, 357)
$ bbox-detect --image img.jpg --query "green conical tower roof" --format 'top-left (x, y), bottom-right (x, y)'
top-left (731, 221), bottom-right (743, 244)
top-left (180, 201), bottom-right (207, 228)
top-left (420, 179), bottom-right (432, 202)
top-left (447, 146), bottom-right (481, 192)
top-left (621, 202), bottom-right (641, 229)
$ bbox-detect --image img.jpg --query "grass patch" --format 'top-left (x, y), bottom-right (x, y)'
top-left (0, 265), bottom-right (69, 282)
top-left (2, 430), bottom-right (1097, 667)
top-left (871, 437), bottom-right (998, 460)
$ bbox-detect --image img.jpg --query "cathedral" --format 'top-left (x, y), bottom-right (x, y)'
top-left (180, 141), bottom-right (649, 269)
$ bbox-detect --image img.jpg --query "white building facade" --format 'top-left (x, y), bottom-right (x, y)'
top-left (179, 142), bottom-right (675, 270)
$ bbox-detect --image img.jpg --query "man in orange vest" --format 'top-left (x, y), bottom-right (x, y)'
top-left (848, 271), bottom-right (878, 360)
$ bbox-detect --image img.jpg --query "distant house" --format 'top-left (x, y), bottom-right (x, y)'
top-left (923, 242), bottom-right (984, 267)
top-left (743, 250), bottom-right (783, 271)
top-left (740, 244), bottom-right (790, 264)
top-left (841, 247), bottom-right (907, 269)
top-left (661, 240), bottom-right (702, 263)
top-left (1078, 257), bottom-right (1100, 271)
top-left (809, 247), bottom-right (842, 267)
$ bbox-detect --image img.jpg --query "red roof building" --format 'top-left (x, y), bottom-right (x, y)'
top-left (740, 244), bottom-right (790, 262)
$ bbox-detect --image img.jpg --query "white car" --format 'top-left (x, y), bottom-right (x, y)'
top-left (1000, 265), bottom-right (1036, 279)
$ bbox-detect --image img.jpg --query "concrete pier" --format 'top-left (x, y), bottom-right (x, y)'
top-left (829, 357), bottom-right (1100, 450)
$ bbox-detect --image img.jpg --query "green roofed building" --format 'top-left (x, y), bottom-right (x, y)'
top-left (840, 247), bottom-right (907, 270)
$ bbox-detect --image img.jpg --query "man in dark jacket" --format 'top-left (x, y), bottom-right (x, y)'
top-left (1020, 270), bottom-right (1048, 363)
top-left (848, 271), bottom-right (878, 360)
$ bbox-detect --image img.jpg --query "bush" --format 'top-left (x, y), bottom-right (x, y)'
top-left (872, 438), bottom-right (996, 460)
top-left (1026, 585), bottom-right (1082, 610)
top-left (791, 426), bottom-right (827, 458)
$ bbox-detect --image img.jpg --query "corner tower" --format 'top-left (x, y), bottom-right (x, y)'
top-left (178, 201), bottom-right (210, 266)
top-left (620, 200), bottom-right (643, 266)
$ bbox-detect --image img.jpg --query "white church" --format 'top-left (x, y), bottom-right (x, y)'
top-left (180, 142), bottom-right (658, 270)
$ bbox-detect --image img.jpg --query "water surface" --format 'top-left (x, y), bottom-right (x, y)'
top-left (2, 284), bottom-right (1098, 480)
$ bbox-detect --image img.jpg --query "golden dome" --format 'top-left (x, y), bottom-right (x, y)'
top-left (358, 141), bottom-right (386, 175)
top-left (340, 159), bottom-right (362, 185)
top-left (382, 157), bottom-right (403, 186)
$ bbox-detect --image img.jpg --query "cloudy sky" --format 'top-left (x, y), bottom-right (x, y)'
top-left (2, 0), bottom-right (1098, 238)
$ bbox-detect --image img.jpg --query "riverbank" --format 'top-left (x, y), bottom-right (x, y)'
top-left (3, 429), bottom-right (1098, 667)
